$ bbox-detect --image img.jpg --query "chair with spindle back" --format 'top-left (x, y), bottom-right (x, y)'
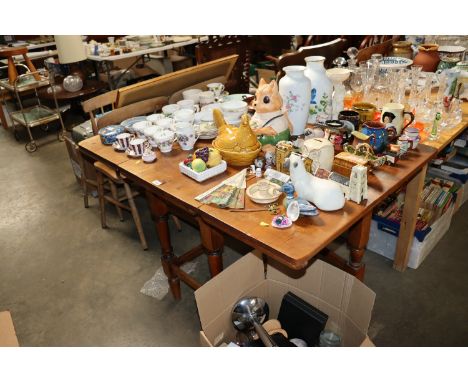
top-left (93, 96), bottom-right (182, 249)
top-left (81, 90), bottom-right (118, 135)
top-left (356, 36), bottom-right (400, 63)
top-left (195, 36), bottom-right (251, 94)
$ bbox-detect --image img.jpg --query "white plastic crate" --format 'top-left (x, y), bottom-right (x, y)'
top-left (367, 204), bottom-right (455, 269)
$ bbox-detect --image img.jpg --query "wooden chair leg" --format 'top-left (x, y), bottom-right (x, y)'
top-left (172, 216), bottom-right (182, 232)
top-left (96, 171), bottom-right (107, 229)
top-left (109, 181), bottom-right (124, 221)
top-left (7, 57), bottom-right (18, 85)
top-left (123, 182), bottom-right (148, 250)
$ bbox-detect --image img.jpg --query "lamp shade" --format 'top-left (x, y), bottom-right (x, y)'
top-left (54, 35), bottom-right (86, 64)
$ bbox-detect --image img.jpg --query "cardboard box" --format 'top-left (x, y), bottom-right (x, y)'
top-left (0, 311), bottom-right (19, 347)
top-left (195, 252), bottom-right (375, 347)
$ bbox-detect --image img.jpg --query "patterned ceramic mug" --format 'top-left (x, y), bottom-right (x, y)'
top-left (116, 132), bottom-right (135, 149)
top-left (381, 103), bottom-right (415, 136)
top-left (128, 138), bottom-right (150, 156)
top-left (175, 122), bottom-right (199, 151)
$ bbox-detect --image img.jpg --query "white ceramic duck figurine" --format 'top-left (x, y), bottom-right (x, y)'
top-left (287, 153), bottom-right (345, 211)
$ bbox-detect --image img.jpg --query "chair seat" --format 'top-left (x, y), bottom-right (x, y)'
top-left (94, 161), bottom-right (122, 183)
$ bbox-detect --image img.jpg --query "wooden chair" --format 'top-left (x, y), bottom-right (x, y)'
top-left (275, 38), bottom-right (348, 81)
top-left (63, 135), bottom-right (97, 209)
top-left (94, 161), bottom-right (148, 250)
top-left (96, 96), bottom-right (168, 129)
top-left (81, 90), bottom-right (118, 135)
top-left (95, 96), bottom-right (182, 234)
top-left (356, 36), bottom-right (400, 63)
top-left (195, 36), bottom-right (251, 94)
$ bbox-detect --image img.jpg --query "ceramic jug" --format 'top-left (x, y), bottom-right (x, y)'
top-left (279, 65), bottom-right (311, 137)
top-left (361, 121), bottom-right (396, 153)
top-left (304, 56), bottom-right (332, 124)
top-left (413, 44), bottom-right (440, 72)
top-left (391, 41), bottom-right (413, 59)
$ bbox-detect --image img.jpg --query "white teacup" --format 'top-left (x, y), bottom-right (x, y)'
top-left (116, 132), bottom-right (134, 149)
top-left (207, 82), bottom-right (225, 98)
top-left (198, 91), bottom-right (215, 108)
top-left (128, 138), bottom-right (150, 156)
top-left (173, 109), bottom-right (195, 123)
top-left (154, 130), bottom-right (177, 153)
top-left (175, 122), bottom-right (199, 151)
top-left (162, 104), bottom-right (180, 117)
top-left (177, 99), bottom-right (200, 113)
top-left (182, 89), bottom-right (202, 103)
top-left (146, 113), bottom-right (164, 125)
top-left (155, 117), bottom-right (174, 130)
top-left (132, 120), bottom-right (152, 137)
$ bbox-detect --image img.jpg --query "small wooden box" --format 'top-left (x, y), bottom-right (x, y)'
top-left (333, 152), bottom-right (369, 178)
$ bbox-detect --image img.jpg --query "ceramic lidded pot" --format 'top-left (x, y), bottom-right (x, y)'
top-left (413, 44), bottom-right (440, 72)
top-left (279, 65), bottom-right (311, 137)
top-left (391, 41), bottom-right (413, 59)
top-left (303, 56), bottom-right (332, 124)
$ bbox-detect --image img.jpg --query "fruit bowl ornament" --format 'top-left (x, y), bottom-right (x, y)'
top-left (212, 109), bottom-right (261, 166)
top-left (180, 146), bottom-right (226, 182)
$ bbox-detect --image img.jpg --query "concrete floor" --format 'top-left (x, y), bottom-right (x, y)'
top-left (1, 124), bottom-right (467, 346)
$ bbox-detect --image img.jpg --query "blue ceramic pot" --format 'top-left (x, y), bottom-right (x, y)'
top-left (98, 125), bottom-right (125, 145)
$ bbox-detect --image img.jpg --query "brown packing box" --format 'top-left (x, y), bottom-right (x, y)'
top-left (0, 311), bottom-right (19, 347)
top-left (195, 252), bottom-right (375, 347)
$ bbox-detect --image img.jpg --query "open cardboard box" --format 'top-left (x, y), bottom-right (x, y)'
top-left (195, 252), bottom-right (375, 347)
top-left (0, 311), bottom-right (19, 347)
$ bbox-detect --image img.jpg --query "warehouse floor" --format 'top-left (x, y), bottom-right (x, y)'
top-left (1, 125), bottom-right (467, 346)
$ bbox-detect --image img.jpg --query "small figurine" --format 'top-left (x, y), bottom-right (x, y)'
top-left (348, 165), bottom-right (368, 204)
top-left (429, 112), bottom-right (441, 141)
top-left (251, 78), bottom-right (292, 156)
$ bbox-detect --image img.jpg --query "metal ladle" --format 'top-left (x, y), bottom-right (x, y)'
top-left (231, 297), bottom-right (277, 347)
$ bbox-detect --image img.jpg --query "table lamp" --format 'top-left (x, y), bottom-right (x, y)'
top-left (54, 35), bottom-right (87, 87)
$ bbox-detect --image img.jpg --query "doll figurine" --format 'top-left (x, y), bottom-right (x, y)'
top-left (251, 78), bottom-right (292, 155)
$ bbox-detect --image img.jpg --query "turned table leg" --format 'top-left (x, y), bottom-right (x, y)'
top-left (198, 218), bottom-right (224, 278)
top-left (146, 190), bottom-right (181, 300)
top-left (347, 211), bottom-right (372, 281)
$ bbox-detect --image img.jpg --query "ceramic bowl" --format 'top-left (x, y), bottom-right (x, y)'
top-left (132, 120), bottom-right (153, 137)
top-left (246, 180), bottom-right (281, 204)
top-left (98, 125), bottom-right (124, 145)
top-left (326, 68), bottom-right (351, 83)
top-left (380, 57), bottom-right (413, 71)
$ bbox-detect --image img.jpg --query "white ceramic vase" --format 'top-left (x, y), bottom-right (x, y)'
top-left (304, 56), bottom-right (332, 124)
top-left (279, 65), bottom-right (311, 136)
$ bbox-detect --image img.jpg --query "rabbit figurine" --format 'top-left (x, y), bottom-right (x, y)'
top-left (251, 78), bottom-right (292, 154)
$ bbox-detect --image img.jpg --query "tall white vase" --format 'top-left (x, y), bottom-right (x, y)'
top-left (304, 56), bottom-right (332, 124)
top-left (279, 65), bottom-right (311, 136)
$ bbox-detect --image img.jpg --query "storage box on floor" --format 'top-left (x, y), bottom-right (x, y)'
top-left (368, 173), bottom-right (463, 269)
top-left (0, 311), bottom-right (19, 347)
top-left (195, 252), bottom-right (375, 347)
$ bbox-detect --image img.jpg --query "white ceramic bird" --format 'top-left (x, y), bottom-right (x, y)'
top-left (286, 153), bottom-right (345, 211)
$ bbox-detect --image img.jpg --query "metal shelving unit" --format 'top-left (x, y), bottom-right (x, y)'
top-left (0, 67), bottom-right (65, 152)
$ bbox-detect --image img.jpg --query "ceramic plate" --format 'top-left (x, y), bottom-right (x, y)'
top-left (121, 116), bottom-right (147, 129)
